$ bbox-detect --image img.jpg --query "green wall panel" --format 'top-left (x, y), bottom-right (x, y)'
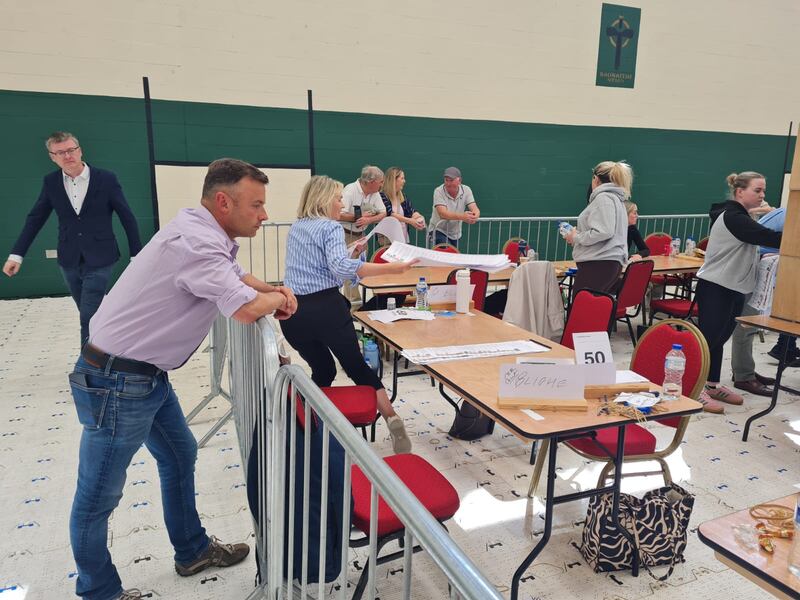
top-left (150, 99), bottom-right (309, 166)
top-left (0, 88), bottom-right (793, 299)
top-left (0, 90), bottom-right (153, 300)
top-left (313, 112), bottom-right (789, 225)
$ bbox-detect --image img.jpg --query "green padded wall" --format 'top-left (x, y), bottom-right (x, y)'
top-left (0, 88), bottom-right (793, 298)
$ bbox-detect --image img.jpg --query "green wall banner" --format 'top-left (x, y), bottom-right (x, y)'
top-left (596, 3), bottom-right (641, 89)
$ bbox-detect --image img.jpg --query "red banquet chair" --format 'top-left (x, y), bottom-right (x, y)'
top-left (697, 236), bottom-right (709, 251)
top-left (561, 289), bottom-right (616, 350)
top-left (349, 454), bottom-right (460, 599)
top-left (528, 319), bottom-right (709, 497)
top-left (432, 243), bottom-right (459, 253)
top-left (501, 237), bottom-right (524, 264)
top-left (370, 245), bottom-right (390, 263)
top-left (446, 268), bottom-right (489, 311)
top-left (645, 232), bottom-right (687, 297)
top-left (649, 296), bottom-right (698, 324)
top-left (614, 259), bottom-right (655, 344)
top-left (320, 386), bottom-right (379, 441)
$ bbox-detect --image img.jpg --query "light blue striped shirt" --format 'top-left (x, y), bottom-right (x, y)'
top-left (284, 218), bottom-right (365, 295)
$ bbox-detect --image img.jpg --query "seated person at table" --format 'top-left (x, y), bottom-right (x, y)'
top-left (625, 201), bottom-right (650, 261)
top-left (428, 166), bottom-right (479, 247)
top-left (564, 161), bottom-right (631, 295)
top-left (280, 175), bottom-right (417, 453)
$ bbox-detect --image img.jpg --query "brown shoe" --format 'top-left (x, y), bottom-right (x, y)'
top-left (734, 379), bottom-right (773, 397)
top-left (175, 536), bottom-right (250, 576)
top-left (754, 372), bottom-right (776, 386)
top-left (704, 385), bottom-right (744, 405)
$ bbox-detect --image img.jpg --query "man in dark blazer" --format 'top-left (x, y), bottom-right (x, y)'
top-left (3, 131), bottom-right (142, 344)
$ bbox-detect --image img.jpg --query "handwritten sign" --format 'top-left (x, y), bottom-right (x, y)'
top-left (572, 331), bottom-right (615, 384)
top-left (426, 284), bottom-right (475, 305)
top-left (499, 364), bottom-right (585, 400)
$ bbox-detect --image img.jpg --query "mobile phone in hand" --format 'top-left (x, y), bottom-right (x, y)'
top-left (353, 205), bottom-right (362, 220)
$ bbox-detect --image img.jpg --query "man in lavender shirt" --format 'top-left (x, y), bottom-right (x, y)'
top-left (67, 158), bottom-right (297, 600)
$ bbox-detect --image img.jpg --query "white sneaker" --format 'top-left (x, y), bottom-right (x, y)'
top-left (386, 416), bottom-right (411, 454)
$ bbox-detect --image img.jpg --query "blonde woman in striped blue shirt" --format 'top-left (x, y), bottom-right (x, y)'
top-left (280, 175), bottom-right (418, 453)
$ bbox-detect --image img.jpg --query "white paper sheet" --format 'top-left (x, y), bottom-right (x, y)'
top-left (371, 216), bottom-right (407, 243)
top-left (522, 409), bottom-right (545, 421)
top-left (615, 370), bottom-right (650, 383)
top-left (367, 308), bottom-right (436, 324)
top-left (401, 339), bottom-right (549, 364)
top-left (380, 241), bottom-right (512, 273)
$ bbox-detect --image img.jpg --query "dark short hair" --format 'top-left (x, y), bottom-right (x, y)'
top-left (202, 158), bottom-right (269, 199)
top-left (45, 131), bottom-right (79, 151)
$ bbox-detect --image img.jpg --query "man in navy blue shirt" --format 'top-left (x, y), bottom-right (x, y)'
top-left (3, 132), bottom-right (142, 344)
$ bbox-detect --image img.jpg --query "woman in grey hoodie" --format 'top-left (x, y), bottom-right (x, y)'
top-left (565, 161), bottom-right (632, 294)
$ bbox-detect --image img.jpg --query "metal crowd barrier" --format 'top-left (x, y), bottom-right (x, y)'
top-left (247, 214), bottom-right (709, 282)
top-left (185, 315), bottom-right (233, 448)
top-left (227, 317), bottom-right (503, 600)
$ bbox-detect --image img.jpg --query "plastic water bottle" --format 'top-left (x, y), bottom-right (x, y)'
top-left (662, 344), bottom-right (686, 400)
top-left (386, 297), bottom-right (396, 311)
top-left (684, 236), bottom-right (696, 256)
top-left (558, 222), bottom-right (573, 238)
top-left (528, 247), bottom-right (538, 261)
top-left (415, 277), bottom-right (429, 310)
top-left (790, 493), bottom-right (800, 578)
top-left (517, 239), bottom-right (528, 264)
top-left (670, 237), bottom-right (681, 257)
top-left (364, 340), bottom-right (380, 373)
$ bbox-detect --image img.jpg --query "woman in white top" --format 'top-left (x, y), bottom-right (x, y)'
top-left (379, 167), bottom-right (426, 243)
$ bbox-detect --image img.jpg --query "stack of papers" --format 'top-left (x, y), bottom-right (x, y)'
top-left (367, 309), bottom-right (436, 324)
top-left (402, 339), bottom-right (549, 364)
top-left (380, 241), bottom-right (512, 273)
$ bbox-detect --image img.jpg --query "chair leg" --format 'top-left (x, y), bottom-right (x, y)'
top-left (656, 458), bottom-right (673, 485)
top-left (527, 439), bottom-right (549, 498)
top-left (625, 316), bottom-right (636, 345)
top-left (596, 461), bottom-right (614, 488)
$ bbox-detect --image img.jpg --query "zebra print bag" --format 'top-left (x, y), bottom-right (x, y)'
top-left (580, 483), bottom-right (694, 580)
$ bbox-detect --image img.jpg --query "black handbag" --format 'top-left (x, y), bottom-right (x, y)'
top-left (448, 401), bottom-right (495, 440)
top-left (580, 483), bottom-right (694, 580)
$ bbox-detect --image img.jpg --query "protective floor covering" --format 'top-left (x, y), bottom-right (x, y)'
top-left (1, 296), bottom-right (798, 599)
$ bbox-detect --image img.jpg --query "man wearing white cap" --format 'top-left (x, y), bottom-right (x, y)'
top-left (428, 167), bottom-right (480, 247)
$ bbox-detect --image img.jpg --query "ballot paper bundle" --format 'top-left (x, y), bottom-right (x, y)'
top-left (380, 241), bottom-right (512, 273)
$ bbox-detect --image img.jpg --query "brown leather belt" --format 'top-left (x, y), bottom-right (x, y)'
top-left (81, 344), bottom-right (162, 376)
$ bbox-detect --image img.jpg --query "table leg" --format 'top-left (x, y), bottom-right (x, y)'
top-left (742, 340), bottom-right (789, 442)
top-left (390, 350), bottom-right (400, 403)
top-left (609, 424), bottom-right (638, 576)
top-left (511, 435), bottom-right (558, 600)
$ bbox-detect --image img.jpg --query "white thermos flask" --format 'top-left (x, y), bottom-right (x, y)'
top-left (455, 269), bottom-right (471, 313)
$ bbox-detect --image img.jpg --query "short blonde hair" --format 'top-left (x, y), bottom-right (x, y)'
top-left (624, 200), bottom-right (638, 215)
top-left (297, 175), bottom-right (343, 219)
top-left (593, 160), bottom-right (634, 199)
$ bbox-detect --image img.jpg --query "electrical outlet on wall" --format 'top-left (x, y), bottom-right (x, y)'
top-left (45, 250), bottom-right (57, 259)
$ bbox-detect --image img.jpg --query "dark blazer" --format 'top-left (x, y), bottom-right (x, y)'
top-left (10, 165), bottom-right (142, 268)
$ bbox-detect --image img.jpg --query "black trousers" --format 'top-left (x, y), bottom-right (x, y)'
top-left (280, 287), bottom-right (383, 390)
top-left (573, 260), bottom-right (623, 296)
top-left (695, 279), bottom-right (745, 382)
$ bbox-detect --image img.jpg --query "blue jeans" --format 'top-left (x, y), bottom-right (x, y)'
top-left (431, 230), bottom-right (459, 248)
top-left (60, 262), bottom-right (115, 346)
top-left (68, 356), bottom-right (208, 600)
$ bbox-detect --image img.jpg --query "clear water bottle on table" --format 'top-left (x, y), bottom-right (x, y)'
top-left (670, 237), bottom-right (681, 257)
top-left (684, 236), bottom-right (696, 256)
top-left (517, 239), bottom-right (528, 264)
top-left (415, 277), bottom-right (429, 310)
top-left (558, 222), bottom-right (573, 238)
top-left (662, 343), bottom-right (685, 400)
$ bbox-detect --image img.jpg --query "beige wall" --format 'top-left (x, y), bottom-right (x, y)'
top-left (1, 1), bottom-right (798, 134)
top-left (155, 166), bottom-right (309, 282)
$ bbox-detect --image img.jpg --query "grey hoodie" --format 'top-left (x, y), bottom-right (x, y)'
top-left (572, 183), bottom-right (628, 264)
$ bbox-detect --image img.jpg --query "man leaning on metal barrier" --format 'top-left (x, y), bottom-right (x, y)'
top-left (67, 158), bottom-right (298, 600)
